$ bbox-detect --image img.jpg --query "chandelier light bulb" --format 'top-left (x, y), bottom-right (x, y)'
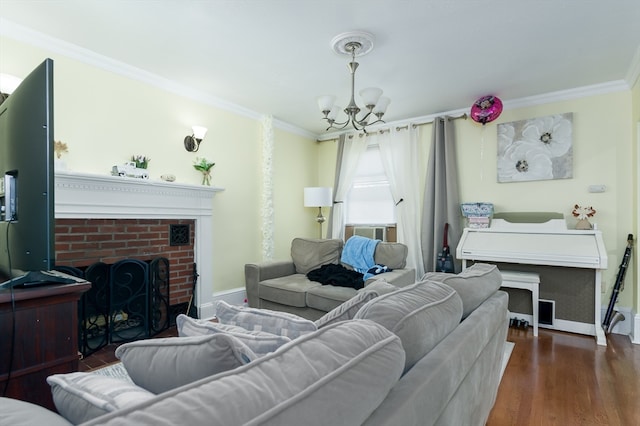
top-left (373, 96), bottom-right (391, 115)
top-left (359, 87), bottom-right (383, 109)
top-left (328, 105), bottom-right (341, 121)
top-left (317, 95), bottom-right (336, 115)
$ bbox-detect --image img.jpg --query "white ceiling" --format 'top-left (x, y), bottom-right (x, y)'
top-left (1, 0), bottom-right (639, 138)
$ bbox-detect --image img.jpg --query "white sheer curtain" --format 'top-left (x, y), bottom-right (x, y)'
top-left (327, 133), bottom-right (368, 240)
top-left (375, 126), bottom-right (424, 278)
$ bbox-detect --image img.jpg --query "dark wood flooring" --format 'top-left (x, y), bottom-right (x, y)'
top-left (78, 324), bottom-right (640, 425)
top-left (488, 327), bottom-right (640, 426)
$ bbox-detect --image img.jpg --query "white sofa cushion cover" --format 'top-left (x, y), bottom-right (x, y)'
top-left (215, 300), bottom-right (317, 338)
top-left (176, 314), bottom-right (291, 355)
top-left (46, 372), bottom-right (155, 424)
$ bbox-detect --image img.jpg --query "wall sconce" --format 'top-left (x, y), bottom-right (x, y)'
top-left (184, 125), bottom-right (208, 152)
top-left (304, 187), bottom-right (333, 239)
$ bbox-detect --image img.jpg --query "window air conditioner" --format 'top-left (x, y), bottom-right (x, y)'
top-left (353, 226), bottom-right (386, 241)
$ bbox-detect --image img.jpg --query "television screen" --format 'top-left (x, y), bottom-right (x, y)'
top-left (0, 58), bottom-right (72, 287)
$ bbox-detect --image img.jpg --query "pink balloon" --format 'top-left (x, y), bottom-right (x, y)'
top-left (470, 95), bottom-right (503, 125)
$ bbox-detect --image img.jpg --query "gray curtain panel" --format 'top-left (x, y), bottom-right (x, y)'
top-left (421, 116), bottom-right (462, 273)
top-left (326, 133), bottom-right (346, 238)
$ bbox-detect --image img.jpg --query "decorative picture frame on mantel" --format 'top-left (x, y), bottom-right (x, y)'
top-left (496, 113), bottom-right (573, 183)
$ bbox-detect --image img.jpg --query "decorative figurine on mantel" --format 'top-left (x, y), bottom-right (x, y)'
top-left (193, 157), bottom-right (215, 186)
top-left (572, 204), bottom-right (596, 230)
top-left (54, 140), bottom-right (68, 170)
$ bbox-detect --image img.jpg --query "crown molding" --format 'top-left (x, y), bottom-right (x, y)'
top-left (317, 81), bottom-right (630, 141)
top-left (625, 44), bottom-right (640, 88)
top-left (2, 18), bottom-right (635, 143)
top-left (0, 18), bottom-right (316, 140)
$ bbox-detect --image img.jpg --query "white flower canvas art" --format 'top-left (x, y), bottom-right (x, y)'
top-left (497, 113), bottom-right (573, 183)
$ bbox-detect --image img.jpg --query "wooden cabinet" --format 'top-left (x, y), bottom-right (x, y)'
top-left (0, 281), bottom-right (90, 410)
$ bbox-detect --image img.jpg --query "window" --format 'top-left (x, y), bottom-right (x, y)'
top-left (346, 144), bottom-right (396, 225)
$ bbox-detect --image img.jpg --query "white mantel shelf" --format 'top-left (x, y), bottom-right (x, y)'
top-left (55, 170), bottom-right (224, 318)
top-left (55, 170), bottom-right (223, 218)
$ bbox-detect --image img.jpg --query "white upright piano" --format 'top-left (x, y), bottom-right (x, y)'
top-left (456, 216), bottom-right (608, 345)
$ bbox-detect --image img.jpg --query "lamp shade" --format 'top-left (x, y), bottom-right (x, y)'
top-left (192, 125), bottom-right (208, 140)
top-left (304, 187), bottom-right (333, 207)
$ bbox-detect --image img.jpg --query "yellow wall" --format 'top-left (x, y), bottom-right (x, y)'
top-left (3, 34), bottom-right (638, 315)
top-left (0, 36), bottom-right (319, 295)
top-left (318, 91), bottom-right (636, 310)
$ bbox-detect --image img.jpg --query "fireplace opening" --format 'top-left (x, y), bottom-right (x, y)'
top-left (56, 257), bottom-right (188, 356)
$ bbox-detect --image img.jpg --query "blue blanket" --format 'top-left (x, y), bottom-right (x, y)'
top-left (341, 236), bottom-right (380, 279)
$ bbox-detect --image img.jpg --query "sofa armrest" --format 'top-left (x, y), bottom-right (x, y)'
top-left (244, 261), bottom-right (297, 307)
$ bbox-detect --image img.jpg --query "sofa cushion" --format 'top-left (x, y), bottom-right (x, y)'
top-left (291, 237), bottom-right (343, 274)
top-left (354, 280), bottom-right (463, 373)
top-left (306, 284), bottom-right (358, 311)
top-left (259, 274), bottom-right (321, 307)
top-left (314, 290), bottom-right (378, 328)
top-left (46, 372), bottom-right (154, 424)
top-left (0, 397), bottom-right (72, 426)
top-left (115, 334), bottom-right (256, 394)
top-left (421, 263), bottom-right (502, 319)
top-left (176, 314), bottom-right (291, 356)
top-left (215, 300), bottom-right (317, 339)
top-left (373, 242), bottom-right (408, 269)
top-left (81, 320), bottom-right (405, 426)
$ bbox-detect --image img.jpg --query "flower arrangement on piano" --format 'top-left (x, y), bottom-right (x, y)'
top-left (572, 204), bottom-right (596, 220)
top-left (572, 204), bottom-right (596, 230)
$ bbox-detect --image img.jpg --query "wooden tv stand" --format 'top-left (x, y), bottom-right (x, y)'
top-left (0, 281), bottom-right (90, 410)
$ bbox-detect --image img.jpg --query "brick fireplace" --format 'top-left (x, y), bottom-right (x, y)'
top-left (55, 218), bottom-right (195, 306)
top-left (55, 171), bottom-right (223, 318)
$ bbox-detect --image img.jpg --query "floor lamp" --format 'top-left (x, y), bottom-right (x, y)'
top-left (304, 187), bottom-right (333, 239)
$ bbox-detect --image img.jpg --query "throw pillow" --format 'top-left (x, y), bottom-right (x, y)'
top-left (176, 314), bottom-right (291, 356)
top-left (215, 300), bottom-right (317, 339)
top-left (421, 262), bottom-right (502, 318)
top-left (46, 372), bottom-right (155, 424)
top-left (314, 290), bottom-right (378, 328)
top-left (354, 280), bottom-right (463, 373)
top-left (290, 237), bottom-right (343, 274)
top-left (115, 333), bottom-right (256, 394)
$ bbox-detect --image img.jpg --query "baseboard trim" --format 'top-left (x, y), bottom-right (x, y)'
top-left (510, 306), bottom-right (637, 343)
top-left (631, 311), bottom-right (640, 344)
top-left (508, 311), bottom-right (595, 336)
top-left (198, 287), bottom-right (247, 319)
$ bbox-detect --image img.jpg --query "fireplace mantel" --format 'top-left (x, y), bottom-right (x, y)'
top-left (55, 171), bottom-right (223, 317)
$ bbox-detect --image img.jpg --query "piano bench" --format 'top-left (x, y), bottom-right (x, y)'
top-left (500, 271), bottom-right (540, 337)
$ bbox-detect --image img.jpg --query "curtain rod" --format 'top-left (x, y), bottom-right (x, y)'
top-left (317, 113), bottom-right (468, 142)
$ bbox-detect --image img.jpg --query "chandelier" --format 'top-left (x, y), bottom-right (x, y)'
top-left (317, 32), bottom-right (390, 133)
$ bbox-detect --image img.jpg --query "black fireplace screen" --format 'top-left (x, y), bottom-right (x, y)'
top-left (57, 257), bottom-right (171, 357)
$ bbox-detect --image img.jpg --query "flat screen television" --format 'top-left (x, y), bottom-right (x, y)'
top-left (0, 58), bottom-right (73, 287)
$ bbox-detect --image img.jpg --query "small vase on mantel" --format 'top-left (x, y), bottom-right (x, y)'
top-left (575, 218), bottom-right (592, 230)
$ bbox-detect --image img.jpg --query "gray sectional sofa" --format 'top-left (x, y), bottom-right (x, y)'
top-left (0, 263), bottom-right (509, 426)
top-left (245, 237), bottom-right (416, 320)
